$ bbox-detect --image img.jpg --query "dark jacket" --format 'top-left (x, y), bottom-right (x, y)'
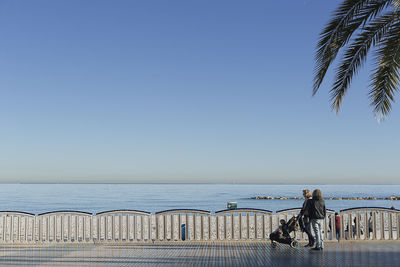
top-left (335, 215), bottom-right (341, 229)
top-left (308, 198), bottom-right (326, 220)
top-left (299, 198), bottom-right (310, 217)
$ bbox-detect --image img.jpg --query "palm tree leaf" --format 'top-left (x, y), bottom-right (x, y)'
top-left (314, 0), bottom-right (393, 95)
top-left (370, 18), bottom-right (400, 121)
top-left (330, 12), bottom-right (397, 112)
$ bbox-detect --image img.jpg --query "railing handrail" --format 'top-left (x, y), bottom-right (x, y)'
top-left (215, 208), bottom-right (272, 214)
top-left (96, 209), bottom-right (151, 216)
top-left (0, 211), bottom-right (35, 216)
top-left (38, 210), bottom-right (93, 216)
top-left (155, 209), bottom-right (210, 215)
top-left (275, 207), bottom-right (302, 213)
top-left (1, 207), bottom-right (393, 216)
top-left (0, 207), bottom-right (396, 217)
top-left (340, 207), bottom-right (400, 212)
top-left (275, 207), bottom-right (335, 214)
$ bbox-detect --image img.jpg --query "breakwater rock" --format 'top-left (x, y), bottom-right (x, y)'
top-left (250, 195), bottom-right (400, 200)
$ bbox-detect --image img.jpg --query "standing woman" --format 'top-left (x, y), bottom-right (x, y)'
top-left (299, 189), bottom-right (314, 247)
top-left (309, 189), bottom-right (326, 251)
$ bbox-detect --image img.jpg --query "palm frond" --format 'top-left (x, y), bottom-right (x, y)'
top-left (370, 18), bottom-right (400, 121)
top-left (330, 12), bottom-right (397, 112)
top-left (314, 0), bottom-right (393, 95)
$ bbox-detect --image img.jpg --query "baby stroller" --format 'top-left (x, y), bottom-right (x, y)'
top-left (269, 216), bottom-right (300, 248)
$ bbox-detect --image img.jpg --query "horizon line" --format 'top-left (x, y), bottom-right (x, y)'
top-left (0, 182), bottom-right (399, 185)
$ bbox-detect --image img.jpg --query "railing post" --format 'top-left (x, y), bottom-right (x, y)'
top-left (370, 211), bottom-right (374, 240)
top-left (269, 214), bottom-right (273, 239)
top-left (398, 213), bottom-right (400, 240)
top-left (356, 212), bottom-right (360, 239)
top-left (339, 212), bottom-right (343, 240)
top-left (364, 211), bottom-right (368, 240)
top-left (324, 215), bottom-right (328, 240)
top-left (389, 212), bottom-right (393, 240)
top-left (331, 215), bottom-right (336, 241)
top-left (380, 212), bottom-right (385, 240)
top-left (261, 214), bottom-right (265, 240)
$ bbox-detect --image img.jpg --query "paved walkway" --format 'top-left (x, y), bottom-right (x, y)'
top-left (0, 241), bottom-right (399, 266)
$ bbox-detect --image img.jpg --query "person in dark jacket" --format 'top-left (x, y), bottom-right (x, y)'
top-left (308, 189), bottom-right (326, 251)
top-left (335, 212), bottom-right (341, 241)
top-left (299, 189), bottom-right (315, 247)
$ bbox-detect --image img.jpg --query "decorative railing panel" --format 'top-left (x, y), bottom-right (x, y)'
top-left (95, 210), bottom-right (151, 242)
top-left (37, 211), bottom-right (93, 243)
top-left (215, 208), bottom-right (272, 241)
top-left (155, 209), bottom-right (211, 241)
top-left (0, 212), bottom-right (35, 243)
top-left (340, 207), bottom-right (400, 241)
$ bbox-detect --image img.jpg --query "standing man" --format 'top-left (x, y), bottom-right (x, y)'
top-left (308, 189), bottom-right (326, 251)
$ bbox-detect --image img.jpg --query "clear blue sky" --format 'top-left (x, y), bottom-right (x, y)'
top-left (1, 0), bottom-right (399, 184)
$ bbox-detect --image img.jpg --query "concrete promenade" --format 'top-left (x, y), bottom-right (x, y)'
top-left (0, 241), bottom-right (399, 267)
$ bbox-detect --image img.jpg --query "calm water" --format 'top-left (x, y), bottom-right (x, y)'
top-left (0, 184), bottom-right (399, 214)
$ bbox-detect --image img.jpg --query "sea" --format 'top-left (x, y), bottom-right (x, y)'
top-left (0, 184), bottom-right (399, 215)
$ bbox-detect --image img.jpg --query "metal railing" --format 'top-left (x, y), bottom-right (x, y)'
top-left (0, 207), bottom-right (398, 244)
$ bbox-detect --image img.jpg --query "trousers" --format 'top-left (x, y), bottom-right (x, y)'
top-left (311, 219), bottom-right (324, 249)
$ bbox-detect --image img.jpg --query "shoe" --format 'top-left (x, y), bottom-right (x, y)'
top-left (311, 247), bottom-right (321, 251)
top-left (304, 244), bottom-right (312, 247)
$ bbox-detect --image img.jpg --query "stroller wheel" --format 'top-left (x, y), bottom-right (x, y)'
top-left (290, 240), bottom-right (298, 248)
top-left (271, 241), bottom-right (277, 248)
